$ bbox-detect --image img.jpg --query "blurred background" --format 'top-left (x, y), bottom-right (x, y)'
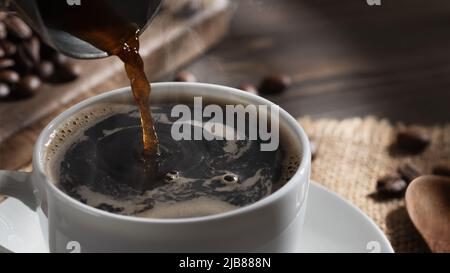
top-left (164, 0), bottom-right (450, 124)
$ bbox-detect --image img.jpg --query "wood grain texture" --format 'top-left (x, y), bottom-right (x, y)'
top-left (174, 0), bottom-right (450, 124)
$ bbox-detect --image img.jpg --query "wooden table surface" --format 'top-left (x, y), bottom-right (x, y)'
top-left (165, 0), bottom-right (450, 125)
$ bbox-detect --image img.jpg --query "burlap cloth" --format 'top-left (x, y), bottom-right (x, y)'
top-left (2, 116), bottom-right (447, 252)
top-left (298, 116), bottom-right (450, 253)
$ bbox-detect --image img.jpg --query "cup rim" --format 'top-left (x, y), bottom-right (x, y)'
top-left (33, 82), bottom-right (311, 224)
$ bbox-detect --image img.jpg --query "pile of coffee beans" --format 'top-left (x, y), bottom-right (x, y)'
top-left (375, 128), bottom-right (450, 198)
top-left (0, 12), bottom-right (81, 100)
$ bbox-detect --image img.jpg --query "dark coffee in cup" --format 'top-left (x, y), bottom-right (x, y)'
top-left (44, 99), bottom-right (301, 219)
top-left (38, 0), bottom-right (301, 219)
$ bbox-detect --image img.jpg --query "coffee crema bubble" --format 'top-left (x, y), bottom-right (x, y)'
top-left (44, 103), bottom-right (301, 219)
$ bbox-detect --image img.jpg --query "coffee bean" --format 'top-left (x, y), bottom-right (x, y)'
top-left (0, 22), bottom-right (6, 40)
top-left (0, 58), bottom-right (14, 69)
top-left (36, 61), bottom-right (54, 80)
top-left (174, 71), bottom-right (197, 82)
top-left (396, 128), bottom-right (431, 154)
top-left (239, 83), bottom-right (258, 94)
top-left (4, 15), bottom-right (32, 40)
top-left (376, 174), bottom-right (407, 197)
top-left (259, 74), bottom-right (292, 95)
top-left (1, 40), bottom-right (17, 56)
top-left (0, 83), bottom-right (10, 99)
top-left (14, 75), bottom-right (41, 98)
top-left (432, 164), bottom-right (450, 177)
top-left (51, 52), bottom-right (69, 66)
top-left (397, 162), bottom-right (422, 183)
top-left (0, 70), bottom-right (20, 84)
top-left (23, 36), bottom-right (41, 64)
top-left (17, 45), bottom-right (35, 71)
top-left (0, 47), bottom-right (5, 58)
top-left (58, 62), bottom-right (81, 81)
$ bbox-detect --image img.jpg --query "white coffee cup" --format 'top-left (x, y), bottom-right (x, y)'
top-left (0, 83), bottom-right (311, 253)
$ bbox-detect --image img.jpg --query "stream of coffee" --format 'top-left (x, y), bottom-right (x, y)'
top-left (37, 0), bottom-right (160, 180)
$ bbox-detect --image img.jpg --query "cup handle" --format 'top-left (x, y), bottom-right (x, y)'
top-left (0, 171), bottom-right (37, 211)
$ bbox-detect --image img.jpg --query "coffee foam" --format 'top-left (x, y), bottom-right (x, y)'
top-left (43, 102), bottom-right (302, 219)
top-left (136, 197), bottom-right (237, 219)
top-left (44, 103), bottom-right (134, 183)
top-left (275, 121), bottom-right (302, 191)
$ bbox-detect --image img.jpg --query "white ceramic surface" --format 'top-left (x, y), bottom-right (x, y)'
top-left (0, 182), bottom-right (394, 253)
top-left (0, 83), bottom-right (311, 253)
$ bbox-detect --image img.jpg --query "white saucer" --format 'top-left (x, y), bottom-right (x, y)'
top-left (0, 182), bottom-right (393, 253)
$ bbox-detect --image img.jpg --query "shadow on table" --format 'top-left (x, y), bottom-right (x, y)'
top-left (385, 206), bottom-right (431, 253)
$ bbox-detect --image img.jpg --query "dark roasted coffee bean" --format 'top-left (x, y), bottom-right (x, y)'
top-left (58, 62), bottom-right (81, 81)
top-left (51, 52), bottom-right (69, 66)
top-left (0, 83), bottom-right (10, 99)
top-left (0, 70), bottom-right (20, 84)
top-left (239, 83), bottom-right (258, 94)
top-left (17, 45), bottom-right (35, 71)
top-left (0, 58), bottom-right (14, 69)
top-left (397, 162), bottom-right (422, 183)
top-left (36, 61), bottom-right (55, 80)
top-left (23, 36), bottom-right (41, 64)
top-left (396, 128), bottom-right (431, 154)
top-left (1, 41), bottom-right (17, 56)
top-left (432, 164), bottom-right (450, 177)
top-left (259, 74), bottom-right (292, 95)
top-left (0, 47), bottom-right (5, 58)
top-left (14, 75), bottom-right (41, 98)
top-left (4, 15), bottom-right (32, 40)
top-left (376, 174), bottom-right (407, 197)
top-left (0, 22), bottom-right (6, 40)
top-left (174, 71), bottom-right (197, 82)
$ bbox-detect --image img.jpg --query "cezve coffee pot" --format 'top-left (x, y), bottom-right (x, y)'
top-left (0, 0), bottom-right (162, 59)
